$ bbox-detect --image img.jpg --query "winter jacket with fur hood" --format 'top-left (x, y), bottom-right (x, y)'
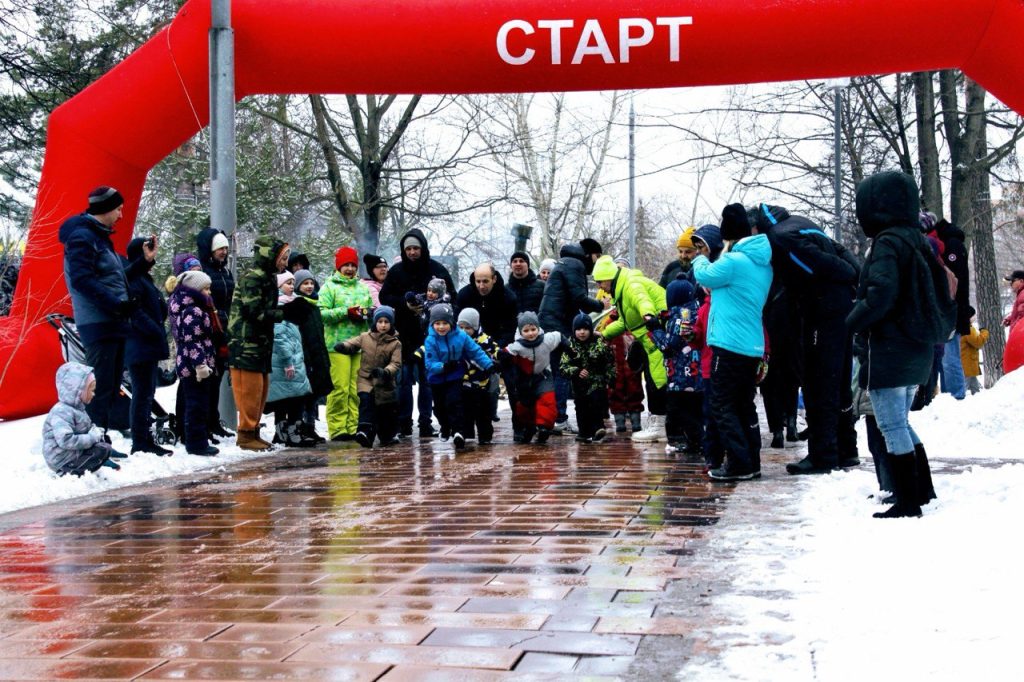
top-left (43, 362), bottom-right (103, 473)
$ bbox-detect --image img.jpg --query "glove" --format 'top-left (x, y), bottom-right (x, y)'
top-left (347, 306), bottom-right (365, 322)
top-left (607, 310), bottom-right (619, 322)
top-left (755, 355), bottom-right (769, 385)
top-left (626, 340), bottom-right (647, 372)
top-left (284, 365), bottom-right (296, 380)
top-left (334, 342), bottom-right (355, 354)
top-left (404, 292), bottom-right (418, 304)
top-left (487, 363), bottom-right (502, 375)
top-left (644, 315), bottom-right (661, 332)
top-left (196, 363), bottom-right (213, 382)
top-left (369, 367), bottom-right (387, 380)
top-left (679, 323), bottom-right (695, 342)
top-left (443, 360), bottom-right (461, 373)
top-left (116, 298), bottom-right (138, 317)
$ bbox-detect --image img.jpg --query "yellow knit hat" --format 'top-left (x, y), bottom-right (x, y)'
top-left (677, 227), bottom-right (696, 248)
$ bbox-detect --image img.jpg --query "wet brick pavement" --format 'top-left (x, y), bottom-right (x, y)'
top-left (0, 421), bottom-right (742, 680)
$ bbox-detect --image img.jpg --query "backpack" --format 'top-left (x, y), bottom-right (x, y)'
top-left (883, 232), bottom-right (957, 345)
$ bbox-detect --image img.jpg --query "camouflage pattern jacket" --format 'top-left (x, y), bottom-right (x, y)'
top-left (560, 336), bottom-right (615, 395)
top-left (227, 235), bottom-right (286, 373)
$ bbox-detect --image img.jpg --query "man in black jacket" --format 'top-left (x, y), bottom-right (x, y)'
top-left (507, 252), bottom-right (545, 315)
top-left (456, 264), bottom-right (519, 346)
top-left (379, 228), bottom-right (455, 436)
top-left (747, 203), bottom-right (862, 475)
top-left (196, 227), bottom-right (235, 437)
top-left (538, 243), bottom-right (603, 429)
top-left (932, 218), bottom-right (969, 400)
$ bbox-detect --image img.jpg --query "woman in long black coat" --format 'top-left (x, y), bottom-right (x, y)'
top-left (847, 170), bottom-right (939, 519)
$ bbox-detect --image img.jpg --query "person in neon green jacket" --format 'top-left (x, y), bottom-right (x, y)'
top-left (592, 255), bottom-right (669, 442)
top-left (319, 246), bottom-right (373, 440)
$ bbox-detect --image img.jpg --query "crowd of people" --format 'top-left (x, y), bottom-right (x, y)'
top-left (42, 175), bottom-right (1023, 518)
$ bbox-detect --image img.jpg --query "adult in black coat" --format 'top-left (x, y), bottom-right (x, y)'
top-left (196, 227), bottom-right (235, 437)
top-left (379, 227), bottom-right (455, 435)
top-left (456, 264), bottom-right (519, 347)
top-left (747, 203), bottom-right (862, 474)
top-left (538, 243), bottom-right (603, 425)
top-left (124, 237), bottom-right (170, 455)
top-left (847, 170), bottom-right (937, 518)
top-left (507, 251), bottom-right (545, 315)
top-left (932, 218), bottom-right (970, 400)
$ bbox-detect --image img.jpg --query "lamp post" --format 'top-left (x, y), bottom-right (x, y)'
top-left (628, 94), bottom-right (636, 266)
top-left (511, 223), bottom-right (533, 257)
top-left (827, 78), bottom-right (850, 240)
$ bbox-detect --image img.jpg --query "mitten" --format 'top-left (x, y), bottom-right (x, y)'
top-left (196, 363), bottom-right (213, 382)
top-left (334, 342), bottom-right (354, 354)
top-left (347, 306), bottom-right (365, 322)
top-left (369, 367), bottom-right (387, 380)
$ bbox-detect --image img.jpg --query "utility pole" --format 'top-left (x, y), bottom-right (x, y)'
top-left (628, 94), bottom-right (636, 266)
top-left (828, 79), bottom-right (850, 240)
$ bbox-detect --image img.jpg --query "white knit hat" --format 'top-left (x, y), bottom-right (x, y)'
top-left (211, 232), bottom-right (230, 252)
top-left (177, 270), bottom-right (212, 292)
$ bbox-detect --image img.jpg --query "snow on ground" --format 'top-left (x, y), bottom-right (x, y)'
top-left (0, 386), bottom-right (289, 516)
top-left (679, 368), bottom-right (1024, 681)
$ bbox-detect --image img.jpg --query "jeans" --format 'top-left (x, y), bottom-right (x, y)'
top-left (84, 337), bottom-right (126, 430)
top-left (868, 385), bottom-right (922, 455)
top-left (128, 362), bottom-right (158, 448)
top-left (939, 334), bottom-right (966, 400)
top-left (399, 360), bottom-right (433, 428)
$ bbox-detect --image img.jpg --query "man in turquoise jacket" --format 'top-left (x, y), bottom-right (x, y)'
top-left (692, 203), bottom-right (773, 480)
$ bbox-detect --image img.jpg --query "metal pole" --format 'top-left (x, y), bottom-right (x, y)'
top-left (833, 86), bottom-right (842, 240)
top-left (210, 0), bottom-right (237, 429)
top-left (628, 94), bottom-right (636, 266)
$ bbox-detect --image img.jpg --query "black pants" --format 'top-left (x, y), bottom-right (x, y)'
top-left (803, 314), bottom-right (858, 466)
top-left (181, 375), bottom-right (210, 453)
top-left (206, 367), bottom-right (225, 431)
top-left (709, 347), bottom-right (761, 473)
top-left (432, 380), bottom-right (464, 437)
top-left (128, 361), bottom-right (158, 449)
top-left (358, 392), bottom-right (398, 444)
top-left (462, 384), bottom-right (494, 442)
top-left (702, 379), bottom-right (723, 468)
top-left (59, 444), bottom-right (111, 477)
top-left (760, 357), bottom-right (799, 433)
top-left (666, 391), bottom-right (704, 447)
top-left (268, 396), bottom-right (304, 423)
top-left (84, 337), bottom-right (125, 431)
top-left (643, 363), bottom-right (667, 416)
top-left (572, 382), bottom-right (608, 439)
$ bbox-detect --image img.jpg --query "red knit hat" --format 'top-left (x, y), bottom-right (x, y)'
top-left (335, 246), bottom-right (358, 270)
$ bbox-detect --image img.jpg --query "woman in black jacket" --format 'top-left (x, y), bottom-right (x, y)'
top-left (124, 237), bottom-right (171, 455)
top-left (847, 170), bottom-right (938, 519)
top-left (196, 227), bottom-right (235, 438)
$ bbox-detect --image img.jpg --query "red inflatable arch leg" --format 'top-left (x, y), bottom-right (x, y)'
top-left (3, 0), bottom-right (1023, 418)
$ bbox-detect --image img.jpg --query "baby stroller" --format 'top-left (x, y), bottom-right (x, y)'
top-left (46, 313), bottom-right (178, 446)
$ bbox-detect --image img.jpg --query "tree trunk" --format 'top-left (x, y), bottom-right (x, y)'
top-left (309, 95), bottom-right (355, 233)
top-left (913, 71), bottom-right (943, 218)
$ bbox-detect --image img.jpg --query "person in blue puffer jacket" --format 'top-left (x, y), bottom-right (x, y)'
top-left (267, 273), bottom-right (313, 447)
top-left (422, 303), bottom-right (495, 449)
top-left (692, 203), bottom-right (773, 481)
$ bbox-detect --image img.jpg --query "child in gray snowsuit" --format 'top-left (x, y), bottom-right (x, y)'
top-left (42, 362), bottom-right (120, 476)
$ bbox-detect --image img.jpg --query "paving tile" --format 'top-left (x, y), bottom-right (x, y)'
top-left (287, 642), bottom-right (522, 670)
top-left (378, 666), bottom-right (513, 681)
top-left (296, 625), bottom-right (434, 646)
top-left (137, 660), bottom-right (389, 680)
top-left (594, 615), bottom-right (695, 635)
top-left (513, 652), bottom-right (580, 673)
top-left (64, 639), bottom-right (303, 661)
top-left (0, 658), bottom-right (162, 680)
top-left (421, 627), bottom-right (641, 656)
top-left (340, 610), bottom-right (548, 630)
top-left (208, 624), bottom-right (318, 643)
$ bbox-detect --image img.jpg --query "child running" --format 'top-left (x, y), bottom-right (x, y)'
top-left (456, 307), bottom-right (500, 445)
top-left (502, 312), bottom-right (563, 444)
top-left (561, 313), bottom-right (615, 443)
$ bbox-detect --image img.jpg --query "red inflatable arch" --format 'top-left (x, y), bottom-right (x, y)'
top-left (3, 0), bottom-right (1024, 419)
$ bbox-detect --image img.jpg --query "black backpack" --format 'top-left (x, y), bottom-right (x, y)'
top-left (882, 232), bottom-right (957, 345)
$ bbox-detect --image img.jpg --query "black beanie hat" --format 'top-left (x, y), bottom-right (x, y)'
top-left (572, 312), bottom-right (594, 333)
top-left (87, 186), bottom-right (124, 215)
top-left (510, 251), bottom-right (530, 264)
top-left (579, 238), bottom-right (603, 256)
top-left (720, 203), bottom-right (752, 241)
top-left (363, 253), bottom-right (387, 271)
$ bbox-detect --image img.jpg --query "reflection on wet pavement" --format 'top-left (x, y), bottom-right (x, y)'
top-left (0, 424), bottom-right (734, 679)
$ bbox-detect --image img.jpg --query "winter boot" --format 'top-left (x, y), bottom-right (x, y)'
top-left (770, 430), bottom-right (785, 449)
top-left (873, 453), bottom-right (922, 518)
top-left (300, 421), bottom-right (326, 444)
top-left (134, 441), bottom-right (172, 456)
top-left (210, 422), bottom-right (235, 439)
top-left (632, 414), bottom-right (667, 442)
top-left (614, 414), bottom-right (627, 433)
top-left (592, 428), bottom-right (606, 442)
top-left (535, 428), bottom-right (552, 445)
top-left (914, 443), bottom-right (937, 505)
top-left (272, 422), bottom-right (287, 445)
top-left (237, 430), bottom-right (272, 452)
top-left (786, 456), bottom-right (835, 475)
top-left (453, 432), bottom-right (466, 449)
top-left (785, 416), bottom-right (799, 442)
top-left (629, 411), bottom-right (643, 432)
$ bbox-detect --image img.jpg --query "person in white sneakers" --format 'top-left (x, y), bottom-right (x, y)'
top-left (592, 255), bottom-right (669, 442)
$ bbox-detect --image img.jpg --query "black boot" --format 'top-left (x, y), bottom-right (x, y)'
top-left (785, 416), bottom-right (798, 442)
top-left (873, 453), bottom-right (922, 519)
top-left (914, 443), bottom-right (937, 505)
top-left (770, 430), bottom-right (784, 449)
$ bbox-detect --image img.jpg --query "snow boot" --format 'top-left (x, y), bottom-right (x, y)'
top-left (535, 428), bottom-right (552, 445)
top-left (632, 414), bottom-right (666, 443)
top-left (237, 430), bottom-right (272, 452)
top-left (629, 411), bottom-right (643, 432)
top-left (786, 455), bottom-right (835, 475)
top-left (914, 443), bottom-right (937, 505)
top-left (873, 453), bottom-right (922, 519)
top-left (453, 432), bottom-right (466, 449)
top-left (770, 430), bottom-right (784, 449)
top-left (614, 414), bottom-right (627, 433)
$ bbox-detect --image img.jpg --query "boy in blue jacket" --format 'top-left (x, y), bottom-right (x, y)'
top-left (649, 277), bottom-right (705, 455)
top-left (423, 304), bottom-right (496, 449)
top-left (692, 203), bottom-right (773, 481)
